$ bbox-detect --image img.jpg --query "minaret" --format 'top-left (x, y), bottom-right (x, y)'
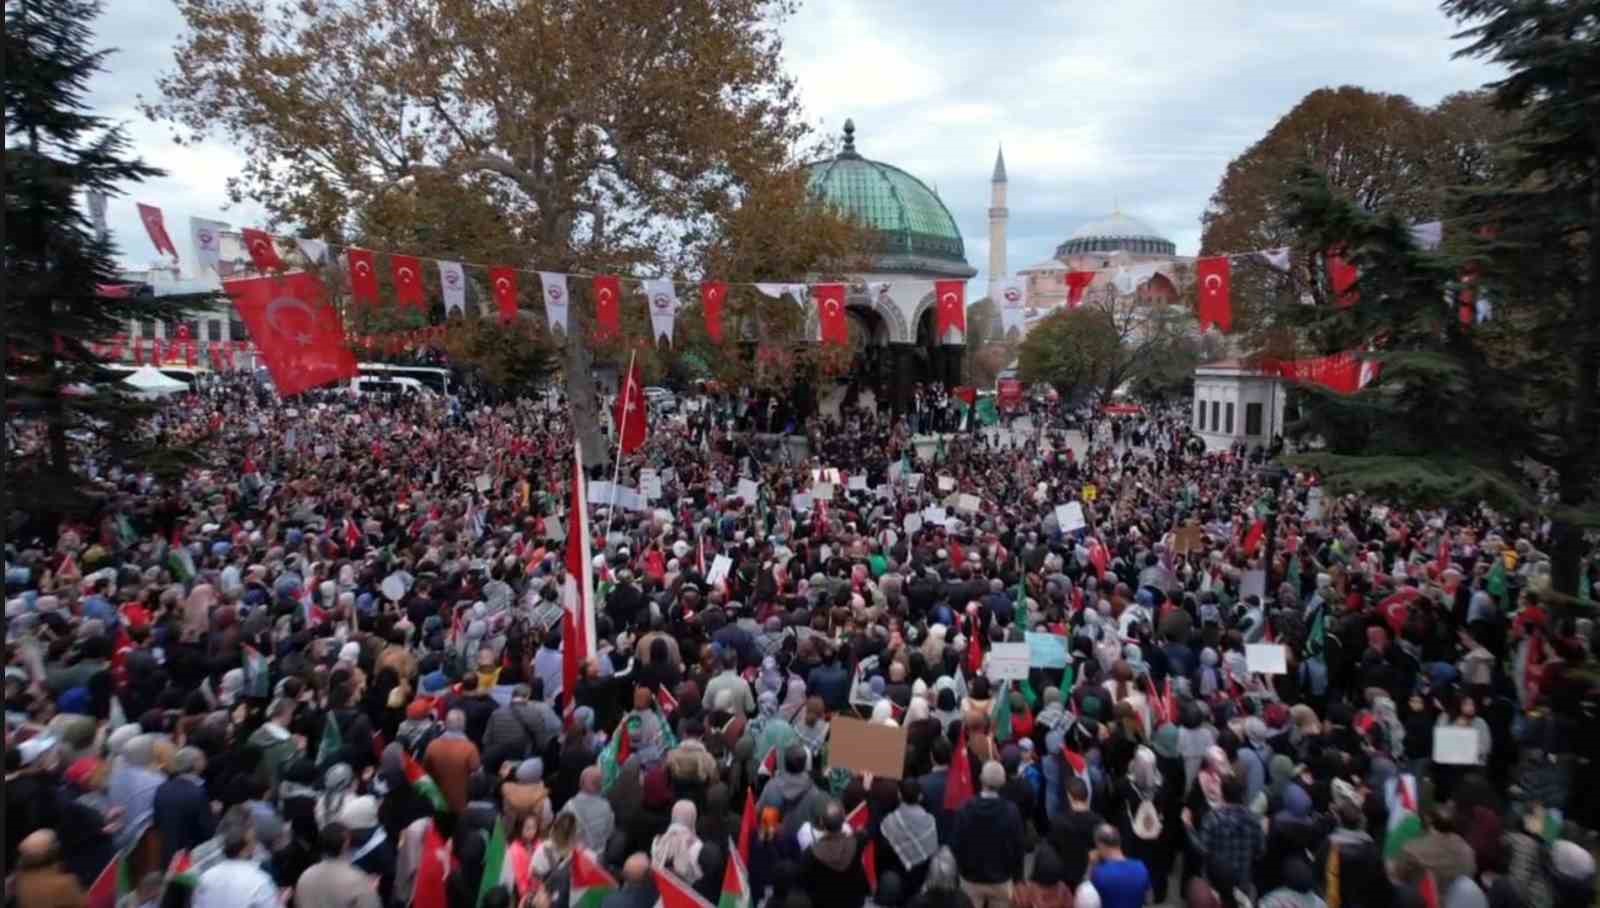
top-left (988, 145), bottom-right (1008, 305)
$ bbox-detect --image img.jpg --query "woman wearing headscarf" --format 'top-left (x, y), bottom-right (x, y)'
top-left (1183, 745), bottom-right (1235, 890)
top-left (375, 743), bottom-right (432, 846)
top-left (1262, 781), bottom-right (1325, 894)
top-left (501, 758), bottom-right (553, 840)
top-left (552, 708), bottom-right (597, 809)
top-left (314, 763), bottom-right (355, 829)
top-left (651, 800), bottom-right (704, 883)
top-left (1114, 746), bottom-right (1176, 905)
top-left (1256, 857), bottom-right (1325, 908)
top-left (778, 676), bottom-right (808, 723)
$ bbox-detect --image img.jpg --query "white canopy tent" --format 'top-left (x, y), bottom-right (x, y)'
top-left (121, 365), bottom-right (188, 398)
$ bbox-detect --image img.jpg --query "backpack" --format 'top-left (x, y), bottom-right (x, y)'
top-left (1129, 796), bottom-right (1163, 841)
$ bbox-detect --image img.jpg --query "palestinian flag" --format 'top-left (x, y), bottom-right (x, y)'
top-left (1418, 871), bottom-right (1440, 908)
top-left (477, 818), bottom-right (513, 907)
top-left (991, 681), bottom-right (1013, 743)
top-left (404, 751), bottom-right (449, 813)
top-left (242, 645), bottom-right (270, 699)
top-left (316, 712), bottom-right (343, 767)
top-left (415, 820), bottom-right (451, 908)
top-left (165, 849), bottom-right (197, 890)
top-left (598, 717), bottom-right (635, 791)
top-left (718, 841), bottom-right (752, 908)
top-left (756, 745), bottom-right (779, 778)
top-left (737, 788), bottom-right (757, 864)
top-left (571, 849), bottom-right (618, 908)
top-left (652, 866), bottom-right (715, 908)
top-left (1383, 774), bottom-right (1423, 863)
top-left (657, 685), bottom-right (680, 716)
top-left (87, 850), bottom-right (134, 908)
top-left (1063, 748), bottom-right (1092, 806)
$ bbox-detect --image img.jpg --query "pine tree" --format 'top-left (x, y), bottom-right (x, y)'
top-left (1438, 0), bottom-right (1600, 598)
top-left (4, 0), bottom-right (209, 517)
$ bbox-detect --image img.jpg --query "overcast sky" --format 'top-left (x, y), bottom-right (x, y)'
top-left (91, 1), bottom-right (1501, 288)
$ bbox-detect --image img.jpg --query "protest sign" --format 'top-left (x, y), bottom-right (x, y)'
top-left (987, 642), bottom-right (1032, 681)
top-left (1433, 727), bottom-right (1479, 765)
top-left (829, 717), bottom-right (908, 780)
top-left (1245, 643), bottom-right (1288, 674)
top-left (736, 478), bottom-right (759, 504)
top-left (706, 555), bottom-right (733, 587)
top-left (1055, 502), bottom-right (1086, 532)
top-left (1026, 632), bottom-right (1069, 669)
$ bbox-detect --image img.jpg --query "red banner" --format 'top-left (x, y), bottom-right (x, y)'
top-left (224, 273), bottom-right (357, 396)
top-left (490, 267), bottom-right (520, 325)
top-left (592, 275), bottom-right (621, 341)
top-left (701, 281), bottom-right (727, 344)
top-left (997, 379), bottom-right (1023, 411)
top-left (814, 283), bottom-right (848, 345)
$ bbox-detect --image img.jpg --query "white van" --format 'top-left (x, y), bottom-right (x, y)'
top-left (348, 375), bottom-right (432, 397)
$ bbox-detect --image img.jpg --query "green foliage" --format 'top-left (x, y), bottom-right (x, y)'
top-left (4, 0), bottom-right (210, 518)
top-left (1016, 308), bottom-right (1121, 401)
top-left (441, 315), bottom-right (556, 394)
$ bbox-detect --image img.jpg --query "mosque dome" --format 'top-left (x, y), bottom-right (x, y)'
top-left (805, 120), bottom-right (976, 278)
top-left (1055, 211), bottom-right (1175, 257)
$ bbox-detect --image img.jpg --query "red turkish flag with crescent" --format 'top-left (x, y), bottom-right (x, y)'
top-left (592, 275), bottom-right (622, 341)
top-left (814, 283), bottom-right (848, 345)
top-left (701, 281), bottom-right (727, 344)
top-left (935, 279), bottom-right (966, 341)
top-left (224, 272), bottom-right (357, 397)
top-left (136, 203), bottom-right (179, 261)
top-left (1195, 256), bottom-right (1232, 332)
top-left (614, 359), bottom-right (648, 454)
top-left (390, 254), bottom-right (426, 307)
top-left (240, 228), bottom-right (284, 271)
top-left (347, 249), bottom-right (380, 303)
top-left (1327, 248), bottom-right (1359, 308)
top-left (489, 267), bottom-right (519, 324)
top-left (1065, 271), bottom-right (1095, 309)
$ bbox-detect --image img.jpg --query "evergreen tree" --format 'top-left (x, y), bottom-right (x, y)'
top-left (1439, 0), bottom-right (1600, 597)
top-left (4, 0), bottom-right (208, 518)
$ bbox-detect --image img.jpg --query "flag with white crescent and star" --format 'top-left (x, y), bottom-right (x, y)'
top-left (813, 283), bottom-right (848, 345)
top-left (701, 281), bottom-right (727, 344)
top-left (541, 272), bottom-right (571, 336)
top-left (390, 254), bottom-right (426, 307)
top-left (347, 249), bottom-right (380, 303)
top-left (490, 267), bottom-right (519, 324)
top-left (224, 272), bottom-right (356, 397)
top-left (593, 275), bottom-right (622, 341)
top-left (136, 203), bottom-right (180, 261)
top-left (935, 279), bottom-right (966, 343)
top-left (615, 359), bottom-right (648, 455)
top-left (1196, 256), bottom-right (1232, 333)
top-left (241, 228), bottom-right (284, 271)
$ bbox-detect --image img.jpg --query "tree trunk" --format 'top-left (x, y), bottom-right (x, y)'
top-left (565, 337), bottom-right (608, 469)
top-left (1555, 163), bottom-right (1600, 599)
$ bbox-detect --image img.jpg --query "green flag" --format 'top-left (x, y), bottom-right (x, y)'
top-left (992, 681), bottom-right (1013, 743)
top-left (477, 818), bottom-right (511, 907)
top-left (1019, 677), bottom-right (1039, 710)
top-left (1487, 557), bottom-right (1508, 608)
top-left (976, 396), bottom-right (999, 426)
top-left (316, 712), bottom-right (342, 767)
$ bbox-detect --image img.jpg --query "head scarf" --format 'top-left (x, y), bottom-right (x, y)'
top-left (1129, 745), bottom-right (1160, 792)
top-left (651, 800), bottom-right (702, 882)
top-left (317, 763), bottom-right (354, 827)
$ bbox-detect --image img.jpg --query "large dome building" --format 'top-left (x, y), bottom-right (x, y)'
top-left (1017, 209), bottom-right (1188, 312)
top-left (798, 120), bottom-right (975, 410)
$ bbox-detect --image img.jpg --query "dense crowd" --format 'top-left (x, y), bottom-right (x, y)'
top-left (6, 370), bottom-right (1600, 908)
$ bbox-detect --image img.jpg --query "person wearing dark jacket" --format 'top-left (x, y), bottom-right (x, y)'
top-left (1316, 803), bottom-right (1387, 908)
top-left (917, 738), bottom-right (954, 843)
top-left (950, 761), bottom-right (1025, 908)
top-left (1048, 776), bottom-right (1102, 888)
top-left (153, 747), bottom-right (217, 866)
top-left (800, 802), bottom-right (869, 908)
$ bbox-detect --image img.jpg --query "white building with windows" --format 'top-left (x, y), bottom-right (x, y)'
top-left (1192, 359), bottom-right (1286, 452)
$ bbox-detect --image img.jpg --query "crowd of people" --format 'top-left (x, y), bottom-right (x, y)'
top-left (6, 368), bottom-right (1600, 908)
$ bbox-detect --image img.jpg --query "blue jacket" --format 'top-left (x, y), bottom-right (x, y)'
top-left (153, 775), bottom-right (215, 865)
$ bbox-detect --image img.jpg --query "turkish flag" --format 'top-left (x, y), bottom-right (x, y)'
top-left (1327, 248), bottom-right (1359, 308)
top-left (240, 228), bottom-right (284, 271)
top-left (1065, 270), bottom-right (1094, 309)
top-left (701, 281), bottom-right (727, 344)
top-left (489, 267), bottom-right (519, 324)
top-left (592, 275), bottom-right (621, 341)
top-left (614, 359), bottom-right (648, 454)
top-left (935, 279), bottom-right (966, 341)
top-left (1196, 256), bottom-right (1232, 332)
top-left (136, 203), bottom-right (179, 261)
top-left (814, 283), bottom-right (848, 345)
top-left (1242, 518), bottom-right (1267, 556)
top-left (224, 272), bottom-right (356, 397)
top-left (390, 254), bottom-right (426, 307)
top-left (347, 249), bottom-right (380, 303)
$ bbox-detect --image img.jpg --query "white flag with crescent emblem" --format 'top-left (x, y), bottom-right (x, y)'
top-left (995, 278), bottom-right (1027, 338)
top-left (642, 278), bottom-right (680, 344)
top-left (190, 217), bottom-right (229, 280)
top-left (539, 272), bottom-right (570, 336)
top-left (438, 260), bottom-right (466, 315)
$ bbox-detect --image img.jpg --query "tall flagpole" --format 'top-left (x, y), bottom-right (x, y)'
top-left (602, 349), bottom-right (636, 543)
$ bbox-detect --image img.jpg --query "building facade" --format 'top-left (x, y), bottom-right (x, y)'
top-left (1192, 359), bottom-right (1287, 452)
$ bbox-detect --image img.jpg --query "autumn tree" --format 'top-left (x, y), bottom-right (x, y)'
top-left (1016, 308), bottom-right (1120, 403)
top-left (1198, 86), bottom-right (1514, 343)
top-left (5, 0), bottom-right (208, 518)
top-left (148, 0), bottom-right (858, 464)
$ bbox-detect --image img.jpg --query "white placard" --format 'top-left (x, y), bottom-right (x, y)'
top-left (544, 516), bottom-right (564, 541)
top-left (937, 475), bottom-right (956, 492)
top-left (903, 513), bottom-right (923, 535)
top-left (1433, 726), bottom-right (1479, 765)
top-left (588, 481), bottom-right (615, 504)
top-left (1240, 569), bottom-right (1267, 601)
top-left (987, 642), bottom-right (1031, 681)
top-left (923, 507), bottom-right (948, 526)
top-left (381, 573), bottom-right (407, 602)
top-left (812, 482), bottom-right (835, 500)
top-left (1056, 502), bottom-right (1086, 532)
top-left (888, 461), bottom-right (904, 484)
top-left (1305, 487), bottom-right (1326, 522)
top-left (476, 474), bottom-right (493, 493)
top-left (905, 473), bottom-right (924, 489)
top-left (957, 494), bottom-right (981, 514)
top-left (640, 469), bottom-right (662, 501)
top-left (792, 493), bottom-right (813, 512)
top-left (848, 474), bottom-right (868, 491)
top-left (706, 554), bottom-right (733, 587)
top-left (737, 478), bottom-right (760, 504)
top-left (1245, 643), bottom-right (1288, 674)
